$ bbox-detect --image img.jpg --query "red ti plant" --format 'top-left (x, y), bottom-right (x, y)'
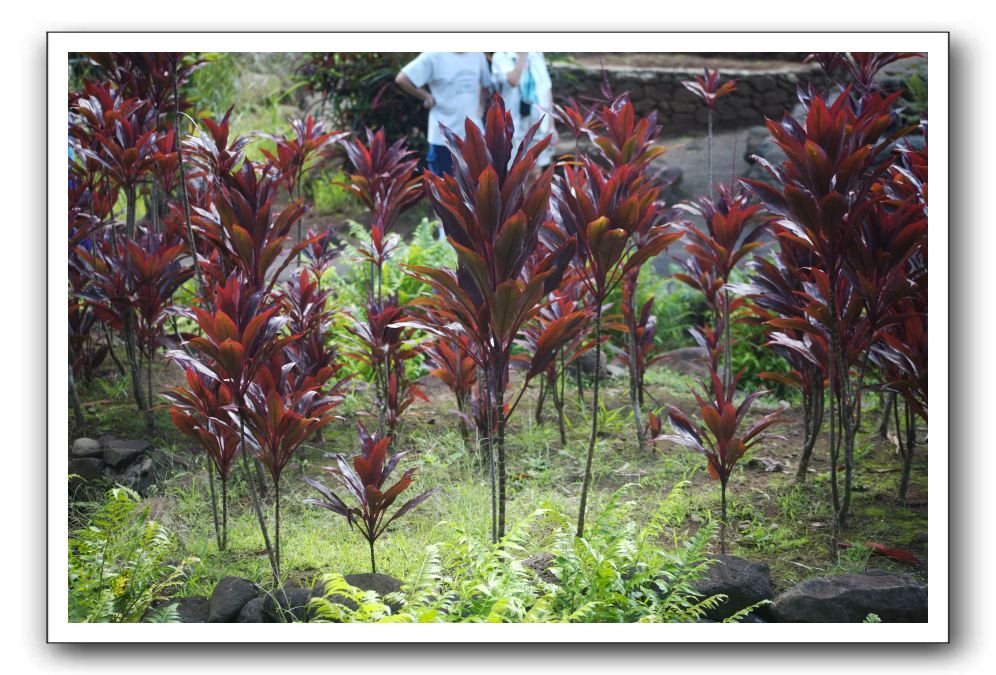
top-left (262, 115), bottom-right (345, 259)
top-left (421, 333), bottom-right (478, 445)
top-left (168, 274), bottom-right (295, 580)
top-left (301, 226), bottom-right (340, 284)
top-left (742, 85), bottom-right (923, 527)
top-left (163, 369), bottom-right (239, 550)
top-left (681, 69), bottom-right (737, 198)
top-left (407, 95), bottom-right (580, 541)
top-left (277, 269), bottom-right (344, 389)
top-left (243, 378), bottom-right (344, 579)
top-left (661, 369), bottom-right (784, 552)
top-left (305, 423), bottom-right (439, 574)
top-left (515, 279), bottom-right (595, 448)
top-left (340, 128), bottom-right (424, 304)
top-left (675, 182), bottom-right (770, 391)
top-left (190, 159), bottom-right (311, 295)
top-left (125, 231), bottom-right (195, 432)
top-left (608, 275), bottom-right (668, 416)
top-left (345, 295), bottom-right (423, 434)
top-left (552, 97), bottom-right (682, 536)
top-left (734, 244), bottom-right (828, 482)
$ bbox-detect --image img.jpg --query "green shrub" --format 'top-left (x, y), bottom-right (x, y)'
top-left (306, 170), bottom-right (353, 215)
top-left (68, 486), bottom-right (197, 623)
top-left (307, 492), bottom-right (732, 623)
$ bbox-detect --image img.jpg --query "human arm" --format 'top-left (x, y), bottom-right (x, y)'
top-left (395, 71), bottom-right (435, 109)
top-left (506, 52), bottom-right (529, 87)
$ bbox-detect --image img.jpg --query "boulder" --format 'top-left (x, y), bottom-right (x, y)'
top-left (660, 346), bottom-right (710, 380)
top-left (71, 437), bottom-right (102, 459)
top-left (120, 457), bottom-right (155, 495)
top-left (693, 555), bottom-right (774, 621)
top-left (344, 573), bottom-right (405, 613)
top-left (236, 597), bottom-right (267, 623)
top-left (174, 595), bottom-right (210, 623)
top-left (746, 457), bottom-right (784, 473)
top-left (344, 573), bottom-right (404, 597)
top-left (68, 457), bottom-right (104, 482)
top-left (263, 586), bottom-right (314, 623)
top-left (771, 570), bottom-right (927, 623)
top-left (209, 576), bottom-right (260, 623)
top-left (103, 439), bottom-right (149, 469)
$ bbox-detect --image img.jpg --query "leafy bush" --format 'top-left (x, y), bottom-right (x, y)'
top-left (68, 486), bottom-right (198, 623)
top-left (306, 170), bottom-right (353, 215)
top-left (307, 493), bottom-right (730, 623)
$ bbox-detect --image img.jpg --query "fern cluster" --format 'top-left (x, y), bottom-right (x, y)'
top-left (68, 486), bottom-right (198, 623)
top-left (308, 490), bottom-right (733, 623)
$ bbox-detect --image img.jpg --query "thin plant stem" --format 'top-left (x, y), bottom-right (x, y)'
top-left (207, 462), bottom-right (221, 550)
top-left (239, 414), bottom-right (279, 584)
top-left (576, 302), bottom-right (603, 538)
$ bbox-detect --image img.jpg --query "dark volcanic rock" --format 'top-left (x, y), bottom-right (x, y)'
top-left (68, 457), bottom-right (104, 482)
top-left (344, 573), bottom-right (404, 597)
top-left (236, 597), bottom-right (267, 623)
top-left (344, 573), bottom-right (405, 613)
top-left (771, 570), bottom-right (927, 623)
top-left (693, 555), bottom-right (774, 621)
top-left (103, 439), bottom-right (149, 469)
top-left (175, 595), bottom-right (210, 623)
top-left (263, 586), bottom-right (315, 623)
top-left (209, 576), bottom-right (260, 623)
top-left (120, 457), bottom-right (155, 495)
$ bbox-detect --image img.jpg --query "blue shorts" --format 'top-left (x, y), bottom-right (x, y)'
top-left (426, 144), bottom-right (454, 177)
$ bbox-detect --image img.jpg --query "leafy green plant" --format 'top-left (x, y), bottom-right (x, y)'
top-left (306, 495), bottom-right (727, 623)
top-left (68, 486), bottom-right (198, 623)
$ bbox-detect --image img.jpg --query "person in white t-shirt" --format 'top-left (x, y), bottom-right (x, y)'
top-left (395, 52), bottom-right (493, 176)
top-left (491, 51), bottom-right (557, 168)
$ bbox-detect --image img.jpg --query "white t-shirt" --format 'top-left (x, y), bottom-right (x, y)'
top-left (491, 52), bottom-right (555, 165)
top-left (401, 52), bottom-right (493, 146)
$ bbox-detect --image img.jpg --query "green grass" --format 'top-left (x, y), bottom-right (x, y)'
top-left (71, 366), bottom-right (929, 600)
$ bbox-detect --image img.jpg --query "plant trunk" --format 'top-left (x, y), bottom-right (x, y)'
top-left (720, 479), bottom-right (728, 554)
top-left (221, 474), bottom-right (228, 550)
top-left (254, 459), bottom-right (269, 500)
top-left (898, 401), bottom-right (916, 501)
top-left (104, 325), bottom-right (126, 376)
top-left (534, 378), bottom-right (547, 425)
top-left (123, 312), bottom-right (147, 417)
top-left (496, 366), bottom-right (507, 540)
top-left (627, 319), bottom-right (647, 454)
top-left (207, 462), bottom-right (221, 550)
top-left (878, 390), bottom-right (895, 438)
top-left (239, 415), bottom-right (279, 584)
top-left (707, 109), bottom-right (714, 201)
top-left (369, 539), bottom-right (377, 574)
top-left (554, 367), bottom-right (567, 448)
top-left (576, 303), bottom-right (603, 539)
top-left (274, 480), bottom-right (281, 581)
top-left (483, 366), bottom-right (497, 544)
top-left (68, 366), bottom-right (85, 430)
top-left (145, 344), bottom-right (154, 434)
top-left (796, 380), bottom-right (825, 482)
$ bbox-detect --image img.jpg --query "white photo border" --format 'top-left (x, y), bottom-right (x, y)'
top-left (48, 31), bottom-right (949, 643)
